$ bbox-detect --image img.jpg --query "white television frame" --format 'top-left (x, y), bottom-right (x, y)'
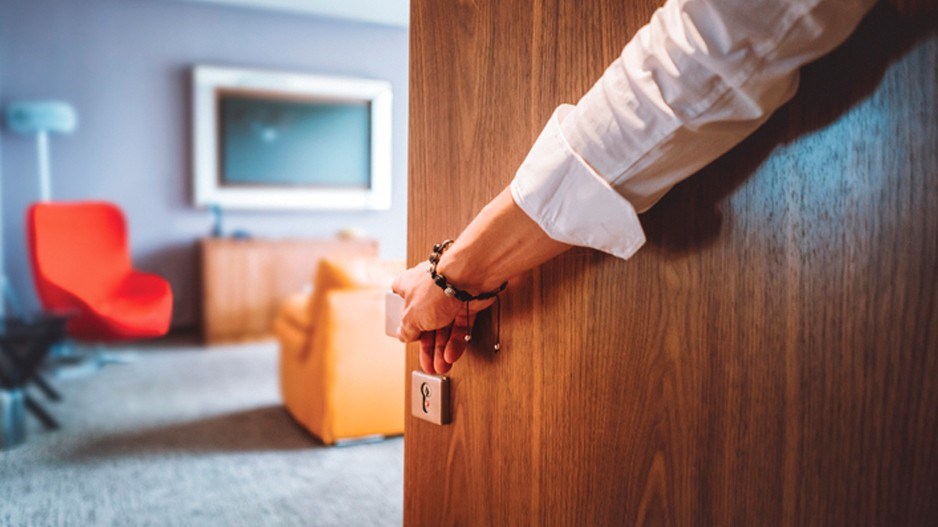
top-left (192, 65), bottom-right (392, 210)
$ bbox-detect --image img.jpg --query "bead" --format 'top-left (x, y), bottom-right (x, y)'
top-left (464, 334), bottom-right (471, 342)
top-left (444, 287), bottom-right (455, 297)
top-left (433, 243), bottom-right (441, 252)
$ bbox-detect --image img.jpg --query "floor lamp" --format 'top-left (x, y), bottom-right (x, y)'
top-left (2, 100), bottom-right (77, 316)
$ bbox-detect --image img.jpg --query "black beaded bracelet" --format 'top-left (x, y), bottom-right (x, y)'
top-left (427, 240), bottom-right (506, 351)
top-left (428, 240), bottom-right (507, 301)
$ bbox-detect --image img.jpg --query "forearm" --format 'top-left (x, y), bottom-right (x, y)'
top-left (436, 187), bottom-right (571, 294)
top-left (511, 0), bottom-right (875, 260)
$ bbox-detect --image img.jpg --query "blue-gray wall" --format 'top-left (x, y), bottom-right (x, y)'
top-left (0, 0), bottom-right (408, 328)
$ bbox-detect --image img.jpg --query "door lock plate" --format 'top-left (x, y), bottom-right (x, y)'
top-left (411, 370), bottom-right (451, 425)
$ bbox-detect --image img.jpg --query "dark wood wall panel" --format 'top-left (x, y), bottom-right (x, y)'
top-left (406, 1), bottom-right (938, 524)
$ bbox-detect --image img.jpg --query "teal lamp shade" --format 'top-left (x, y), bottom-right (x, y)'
top-left (3, 100), bottom-right (78, 201)
top-left (5, 101), bottom-right (77, 135)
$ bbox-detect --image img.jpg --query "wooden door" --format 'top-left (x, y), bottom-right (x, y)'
top-left (406, 1), bottom-right (938, 525)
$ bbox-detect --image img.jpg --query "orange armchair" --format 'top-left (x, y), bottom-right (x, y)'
top-left (275, 257), bottom-right (404, 445)
top-left (26, 201), bottom-right (173, 341)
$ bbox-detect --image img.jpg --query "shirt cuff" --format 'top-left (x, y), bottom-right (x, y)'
top-left (509, 105), bottom-right (646, 260)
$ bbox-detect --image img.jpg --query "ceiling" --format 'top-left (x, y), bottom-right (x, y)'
top-left (171, 0), bottom-right (410, 27)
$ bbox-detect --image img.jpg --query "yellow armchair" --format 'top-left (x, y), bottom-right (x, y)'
top-left (275, 257), bottom-right (405, 445)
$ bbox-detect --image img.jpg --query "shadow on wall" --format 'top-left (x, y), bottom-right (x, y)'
top-left (641, 4), bottom-right (938, 256)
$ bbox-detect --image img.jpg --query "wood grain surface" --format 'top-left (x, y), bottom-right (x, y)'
top-left (405, 1), bottom-right (938, 525)
top-left (200, 237), bottom-right (376, 344)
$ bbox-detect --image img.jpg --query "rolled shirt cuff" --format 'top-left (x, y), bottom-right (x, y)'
top-left (509, 105), bottom-right (646, 260)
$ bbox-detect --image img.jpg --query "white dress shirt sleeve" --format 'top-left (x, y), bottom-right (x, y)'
top-left (510, 0), bottom-right (876, 260)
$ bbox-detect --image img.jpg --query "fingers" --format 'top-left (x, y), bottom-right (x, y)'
top-left (418, 329), bottom-right (454, 375)
top-left (444, 323), bottom-right (469, 365)
top-left (445, 310), bottom-right (477, 364)
top-left (391, 274), bottom-right (403, 297)
top-left (417, 327), bottom-right (458, 375)
top-left (419, 332), bottom-right (435, 374)
top-left (434, 325), bottom-right (452, 375)
top-left (398, 322), bottom-right (421, 343)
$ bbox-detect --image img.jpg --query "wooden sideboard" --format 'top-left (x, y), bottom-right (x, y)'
top-left (200, 237), bottom-right (378, 345)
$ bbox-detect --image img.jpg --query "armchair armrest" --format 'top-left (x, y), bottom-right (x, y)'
top-left (312, 288), bottom-right (405, 442)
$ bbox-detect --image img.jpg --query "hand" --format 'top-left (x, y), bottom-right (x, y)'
top-left (391, 188), bottom-right (570, 374)
top-left (391, 264), bottom-right (495, 374)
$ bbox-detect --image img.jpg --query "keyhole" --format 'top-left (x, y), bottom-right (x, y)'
top-left (421, 383), bottom-right (431, 414)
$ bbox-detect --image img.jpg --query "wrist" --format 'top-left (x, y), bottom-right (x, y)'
top-left (427, 238), bottom-right (507, 353)
top-left (435, 244), bottom-right (505, 296)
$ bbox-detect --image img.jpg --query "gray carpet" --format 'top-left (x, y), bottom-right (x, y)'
top-left (0, 340), bottom-right (403, 527)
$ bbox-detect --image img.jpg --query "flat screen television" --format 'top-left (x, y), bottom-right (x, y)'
top-left (192, 66), bottom-right (392, 210)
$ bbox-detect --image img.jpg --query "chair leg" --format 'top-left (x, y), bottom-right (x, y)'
top-left (31, 373), bottom-right (61, 401)
top-left (24, 393), bottom-right (59, 430)
top-left (45, 343), bottom-right (133, 378)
